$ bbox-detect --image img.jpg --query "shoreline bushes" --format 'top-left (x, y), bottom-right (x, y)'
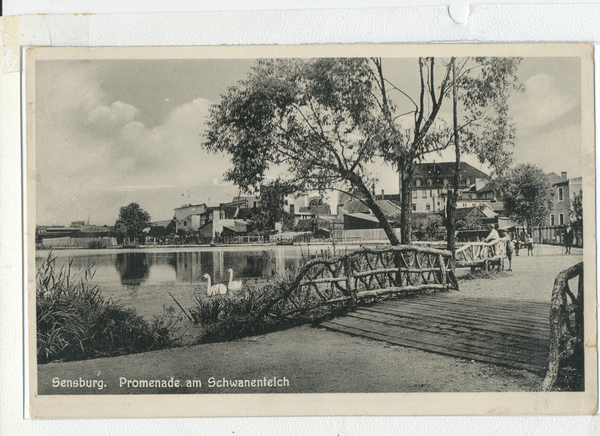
top-left (36, 253), bottom-right (179, 364)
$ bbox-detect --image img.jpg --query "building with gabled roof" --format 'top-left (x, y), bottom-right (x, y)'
top-left (410, 161), bottom-right (496, 213)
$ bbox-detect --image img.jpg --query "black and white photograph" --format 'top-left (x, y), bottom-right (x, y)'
top-left (26, 43), bottom-right (596, 418)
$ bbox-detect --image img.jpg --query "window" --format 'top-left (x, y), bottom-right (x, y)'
top-left (427, 179), bottom-right (432, 186)
top-left (466, 177), bottom-right (470, 186)
top-left (183, 221), bottom-right (187, 226)
top-left (558, 187), bottom-right (564, 202)
top-left (426, 204), bottom-right (431, 211)
top-left (416, 179), bottom-right (422, 187)
top-left (422, 190), bottom-right (427, 198)
top-left (551, 215), bottom-right (555, 226)
top-left (412, 204), bottom-right (416, 211)
top-left (412, 191), bottom-right (417, 199)
top-left (429, 190), bottom-right (433, 197)
top-left (443, 178), bottom-right (449, 186)
top-left (559, 214), bottom-right (564, 225)
top-left (284, 199), bottom-right (288, 205)
top-left (437, 202), bottom-right (440, 208)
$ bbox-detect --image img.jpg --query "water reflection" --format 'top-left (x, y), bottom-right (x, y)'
top-left (35, 246), bottom-right (338, 318)
top-left (115, 253), bottom-right (150, 286)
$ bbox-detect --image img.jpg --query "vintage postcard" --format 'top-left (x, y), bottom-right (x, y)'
top-left (25, 43), bottom-right (596, 418)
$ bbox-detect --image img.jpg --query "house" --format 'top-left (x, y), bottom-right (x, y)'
top-left (344, 213), bottom-right (381, 230)
top-left (173, 203), bottom-right (209, 232)
top-left (145, 219), bottom-right (177, 237)
top-left (232, 195), bottom-right (261, 210)
top-left (454, 204), bottom-right (498, 229)
top-left (338, 198), bottom-right (403, 230)
top-left (410, 161), bottom-right (492, 213)
top-left (546, 172), bottom-right (582, 227)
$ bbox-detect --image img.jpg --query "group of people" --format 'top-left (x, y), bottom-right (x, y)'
top-left (482, 224), bottom-right (576, 271)
top-left (484, 224), bottom-right (534, 272)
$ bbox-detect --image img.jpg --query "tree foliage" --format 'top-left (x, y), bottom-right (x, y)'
top-left (454, 57), bottom-right (523, 176)
top-left (571, 188), bottom-right (583, 228)
top-left (250, 179), bottom-right (297, 233)
top-left (204, 57), bottom-right (522, 246)
top-left (501, 164), bottom-right (553, 234)
top-left (113, 203), bottom-right (151, 241)
top-left (205, 58), bottom-right (402, 245)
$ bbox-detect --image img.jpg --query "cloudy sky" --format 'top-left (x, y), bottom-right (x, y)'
top-left (34, 55), bottom-right (583, 226)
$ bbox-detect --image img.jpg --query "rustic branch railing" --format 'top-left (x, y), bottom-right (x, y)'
top-left (257, 245), bottom-right (457, 320)
top-left (455, 240), bottom-right (507, 271)
top-left (542, 262), bottom-right (584, 391)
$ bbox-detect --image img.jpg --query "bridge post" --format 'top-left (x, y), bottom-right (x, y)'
top-left (343, 258), bottom-right (356, 310)
top-left (438, 253), bottom-right (447, 291)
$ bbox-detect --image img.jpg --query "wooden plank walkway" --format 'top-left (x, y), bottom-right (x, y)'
top-left (320, 292), bottom-right (551, 374)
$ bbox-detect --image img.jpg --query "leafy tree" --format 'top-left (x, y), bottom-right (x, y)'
top-left (205, 57), bottom-right (521, 246)
top-left (250, 179), bottom-right (297, 233)
top-left (411, 213), bottom-right (443, 241)
top-left (206, 58), bottom-right (401, 245)
top-left (113, 203), bottom-right (151, 242)
top-left (445, 57), bottom-right (522, 254)
top-left (501, 164), bottom-right (553, 234)
top-left (205, 58), bottom-right (459, 246)
top-left (571, 188), bottom-right (583, 228)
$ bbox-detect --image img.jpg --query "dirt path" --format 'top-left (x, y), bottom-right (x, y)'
top-left (37, 245), bottom-right (582, 395)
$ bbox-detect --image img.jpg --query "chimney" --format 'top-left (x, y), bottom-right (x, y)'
top-left (371, 183), bottom-right (376, 197)
top-left (561, 171), bottom-right (568, 180)
top-left (381, 189), bottom-right (385, 200)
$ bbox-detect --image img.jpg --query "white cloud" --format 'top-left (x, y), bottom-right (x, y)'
top-left (512, 73), bottom-right (578, 129)
top-left (88, 101), bottom-right (140, 127)
top-left (37, 91), bottom-right (235, 224)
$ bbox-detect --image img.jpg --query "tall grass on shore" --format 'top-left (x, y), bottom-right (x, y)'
top-left (190, 268), bottom-right (348, 343)
top-left (36, 253), bottom-right (179, 363)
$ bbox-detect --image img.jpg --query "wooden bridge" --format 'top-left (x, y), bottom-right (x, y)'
top-left (321, 292), bottom-right (551, 373)
top-left (258, 245), bottom-right (582, 389)
top-left (455, 239), bottom-right (507, 271)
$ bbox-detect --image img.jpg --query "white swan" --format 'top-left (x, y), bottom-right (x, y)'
top-left (203, 274), bottom-right (227, 296)
top-left (227, 268), bottom-right (243, 293)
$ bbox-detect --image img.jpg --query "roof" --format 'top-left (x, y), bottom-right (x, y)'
top-left (343, 199), bottom-right (402, 217)
top-left (150, 220), bottom-right (173, 228)
top-left (477, 181), bottom-right (496, 193)
top-left (344, 213), bottom-right (380, 223)
top-left (414, 162), bottom-right (489, 180)
top-left (222, 222), bottom-right (248, 233)
top-left (174, 203), bottom-right (206, 211)
top-left (546, 172), bottom-right (567, 186)
top-left (455, 205), bottom-right (497, 221)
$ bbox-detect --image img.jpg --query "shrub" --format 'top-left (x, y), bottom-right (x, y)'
top-left (190, 267), bottom-right (350, 344)
top-left (36, 253), bottom-right (179, 363)
top-left (87, 240), bottom-right (106, 249)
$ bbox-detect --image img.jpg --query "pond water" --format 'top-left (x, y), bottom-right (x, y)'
top-left (35, 245), bottom-right (358, 319)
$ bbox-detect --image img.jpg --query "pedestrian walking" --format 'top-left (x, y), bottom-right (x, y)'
top-left (505, 235), bottom-right (514, 271)
top-left (526, 235), bottom-right (534, 256)
top-left (564, 225), bottom-right (574, 254)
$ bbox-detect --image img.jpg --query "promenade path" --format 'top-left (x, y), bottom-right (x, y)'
top-left (36, 245), bottom-right (582, 395)
top-left (322, 244), bottom-right (583, 374)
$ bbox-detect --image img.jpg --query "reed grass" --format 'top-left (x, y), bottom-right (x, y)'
top-left (36, 252), bottom-right (179, 363)
top-left (190, 266), bottom-right (348, 344)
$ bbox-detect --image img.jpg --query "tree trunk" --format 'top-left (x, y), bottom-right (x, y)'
top-left (348, 176), bottom-right (400, 246)
top-left (400, 160), bottom-right (414, 245)
top-left (447, 58), bottom-right (460, 270)
top-left (358, 183), bottom-right (400, 246)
